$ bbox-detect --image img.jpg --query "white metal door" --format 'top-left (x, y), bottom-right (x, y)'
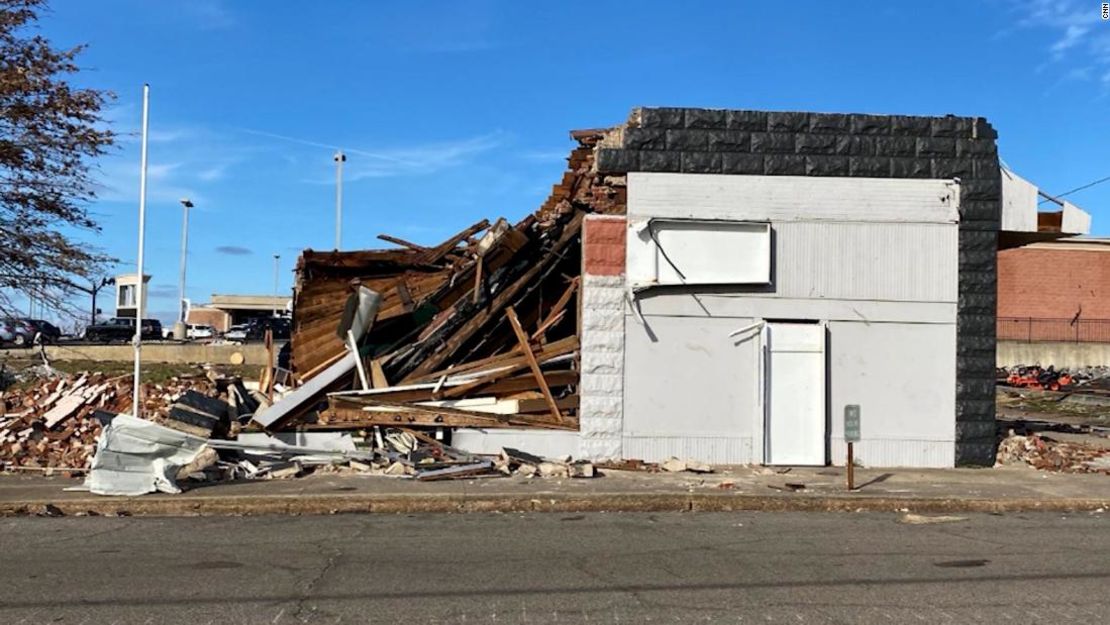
top-left (764, 322), bottom-right (826, 465)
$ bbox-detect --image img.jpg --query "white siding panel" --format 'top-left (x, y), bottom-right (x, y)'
top-left (628, 173), bottom-right (960, 223)
top-left (629, 297), bottom-right (955, 324)
top-left (775, 222), bottom-right (958, 302)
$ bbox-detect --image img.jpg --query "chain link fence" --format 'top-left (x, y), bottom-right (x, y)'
top-left (997, 317), bottom-right (1110, 343)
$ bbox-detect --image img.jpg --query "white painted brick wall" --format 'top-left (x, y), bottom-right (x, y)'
top-left (579, 273), bottom-right (625, 460)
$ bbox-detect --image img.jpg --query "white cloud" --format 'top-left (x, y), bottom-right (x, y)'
top-left (234, 127), bottom-right (508, 183)
top-left (1011, 0), bottom-right (1110, 91)
top-left (1051, 24), bottom-right (1090, 56)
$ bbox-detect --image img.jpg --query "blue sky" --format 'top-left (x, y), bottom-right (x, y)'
top-left (30, 0), bottom-right (1110, 322)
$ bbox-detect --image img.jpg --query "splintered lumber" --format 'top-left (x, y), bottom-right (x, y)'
top-left (505, 307), bottom-right (563, 423)
top-left (326, 396), bottom-right (575, 430)
top-left (369, 359), bottom-right (389, 388)
top-left (377, 234), bottom-right (428, 251)
top-left (416, 461), bottom-right (494, 481)
top-left (41, 394), bottom-right (86, 429)
top-left (401, 212), bottom-right (584, 381)
top-left (533, 277), bottom-right (578, 342)
top-left (418, 219), bottom-right (489, 265)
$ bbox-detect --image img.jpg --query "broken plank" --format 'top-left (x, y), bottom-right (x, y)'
top-left (505, 307), bottom-right (563, 423)
top-left (377, 234), bottom-right (428, 251)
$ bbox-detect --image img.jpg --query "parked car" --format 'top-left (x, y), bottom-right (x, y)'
top-left (245, 316), bottom-right (291, 341)
top-left (224, 324), bottom-right (249, 342)
top-left (186, 324), bottom-right (215, 340)
top-left (84, 318), bottom-right (163, 343)
top-left (0, 318), bottom-right (37, 347)
top-left (23, 319), bottom-right (61, 344)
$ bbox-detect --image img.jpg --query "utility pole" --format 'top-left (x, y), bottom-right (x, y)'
top-left (89, 276), bottom-right (114, 326)
top-left (273, 254), bottom-right (280, 317)
top-left (175, 198), bottom-right (193, 340)
top-left (132, 84), bottom-right (151, 418)
top-left (334, 150), bottom-right (346, 250)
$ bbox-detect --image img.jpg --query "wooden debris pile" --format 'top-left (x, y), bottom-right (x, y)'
top-left (995, 431), bottom-right (1110, 473)
top-left (277, 129), bottom-right (626, 433)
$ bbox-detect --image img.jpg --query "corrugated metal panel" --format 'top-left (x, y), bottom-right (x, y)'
top-left (830, 438), bottom-right (954, 468)
top-left (622, 435), bottom-right (754, 464)
top-left (628, 173), bottom-right (960, 223)
top-left (775, 222), bottom-right (958, 303)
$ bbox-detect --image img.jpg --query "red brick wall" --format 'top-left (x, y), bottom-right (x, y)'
top-left (583, 216), bottom-right (626, 276)
top-left (998, 247), bottom-right (1110, 319)
top-left (187, 308), bottom-right (231, 332)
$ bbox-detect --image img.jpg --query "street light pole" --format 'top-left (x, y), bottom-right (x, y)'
top-left (132, 84), bottom-right (151, 417)
top-left (273, 254), bottom-right (280, 317)
top-left (175, 198), bottom-right (193, 340)
top-left (334, 151), bottom-right (345, 250)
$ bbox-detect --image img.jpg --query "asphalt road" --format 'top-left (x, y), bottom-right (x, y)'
top-left (0, 511), bottom-right (1107, 624)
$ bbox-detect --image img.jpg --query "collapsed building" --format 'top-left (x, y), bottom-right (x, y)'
top-left (265, 107), bottom-right (1090, 469)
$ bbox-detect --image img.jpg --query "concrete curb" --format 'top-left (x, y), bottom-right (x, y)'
top-left (2, 492), bottom-right (1108, 517)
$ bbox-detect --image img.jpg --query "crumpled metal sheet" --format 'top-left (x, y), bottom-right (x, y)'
top-left (86, 414), bottom-right (208, 496)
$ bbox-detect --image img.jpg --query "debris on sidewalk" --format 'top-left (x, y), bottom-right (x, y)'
top-left (995, 431), bottom-right (1110, 474)
top-left (898, 513), bottom-right (967, 525)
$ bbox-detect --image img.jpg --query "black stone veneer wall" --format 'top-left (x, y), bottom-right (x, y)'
top-left (597, 107), bottom-right (1001, 466)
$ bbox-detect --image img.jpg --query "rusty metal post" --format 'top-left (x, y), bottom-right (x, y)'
top-left (847, 442), bottom-right (855, 491)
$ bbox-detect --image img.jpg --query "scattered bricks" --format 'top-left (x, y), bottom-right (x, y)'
top-left (721, 153), bottom-right (764, 175)
top-left (835, 136), bottom-right (876, 156)
top-left (932, 158), bottom-right (975, 179)
top-left (707, 130), bottom-right (750, 152)
top-left (874, 136), bottom-right (918, 157)
top-left (849, 156), bottom-right (890, 177)
top-left (849, 114), bottom-right (891, 135)
top-left (726, 110), bottom-right (768, 131)
top-left (623, 128), bottom-right (666, 151)
top-left (637, 107), bottom-right (685, 129)
top-left (890, 157), bottom-right (931, 178)
top-left (805, 156), bottom-right (849, 176)
top-left (680, 152), bottom-right (722, 174)
top-left (795, 134), bottom-right (837, 155)
top-left (890, 115), bottom-right (932, 136)
top-left (916, 137), bottom-right (957, 157)
top-left (538, 462), bottom-right (569, 478)
top-left (665, 129), bottom-right (709, 151)
top-left (638, 150), bottom-right (682, 172)
top-left (763, 155), bottom-right (806, 175)
top-left (595, 149), bottom-right (639, 173)
top-left (661, 457), bottom-right (687, 472)
top-left (807, 113), bottom-right (851, 134)
top-left (767, 111), bottom-right (808, 132)
top-left (750, 133), bottom-right (796, 154)
top-left (684, 108), bottom-right (726, 129)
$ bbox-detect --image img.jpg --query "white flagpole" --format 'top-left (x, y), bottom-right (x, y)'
top-left (132, 84), bottom-right (150, 417)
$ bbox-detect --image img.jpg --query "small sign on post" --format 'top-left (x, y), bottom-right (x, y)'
top-left (844, 405), bottom-right (861, 491)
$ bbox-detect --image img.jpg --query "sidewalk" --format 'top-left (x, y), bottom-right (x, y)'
top-left (1, 465), bottom-right (1108, 517)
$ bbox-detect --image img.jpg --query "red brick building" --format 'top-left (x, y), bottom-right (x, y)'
top-left (997, 238), bottom-right (1110, 341)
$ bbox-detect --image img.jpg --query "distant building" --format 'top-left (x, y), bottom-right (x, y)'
top-left (186, 294), bottom-right (291, 332)
top-left (113, 273), bottom-right (150, 318)
top-left (998, 237), bottom-right (1110, 342)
